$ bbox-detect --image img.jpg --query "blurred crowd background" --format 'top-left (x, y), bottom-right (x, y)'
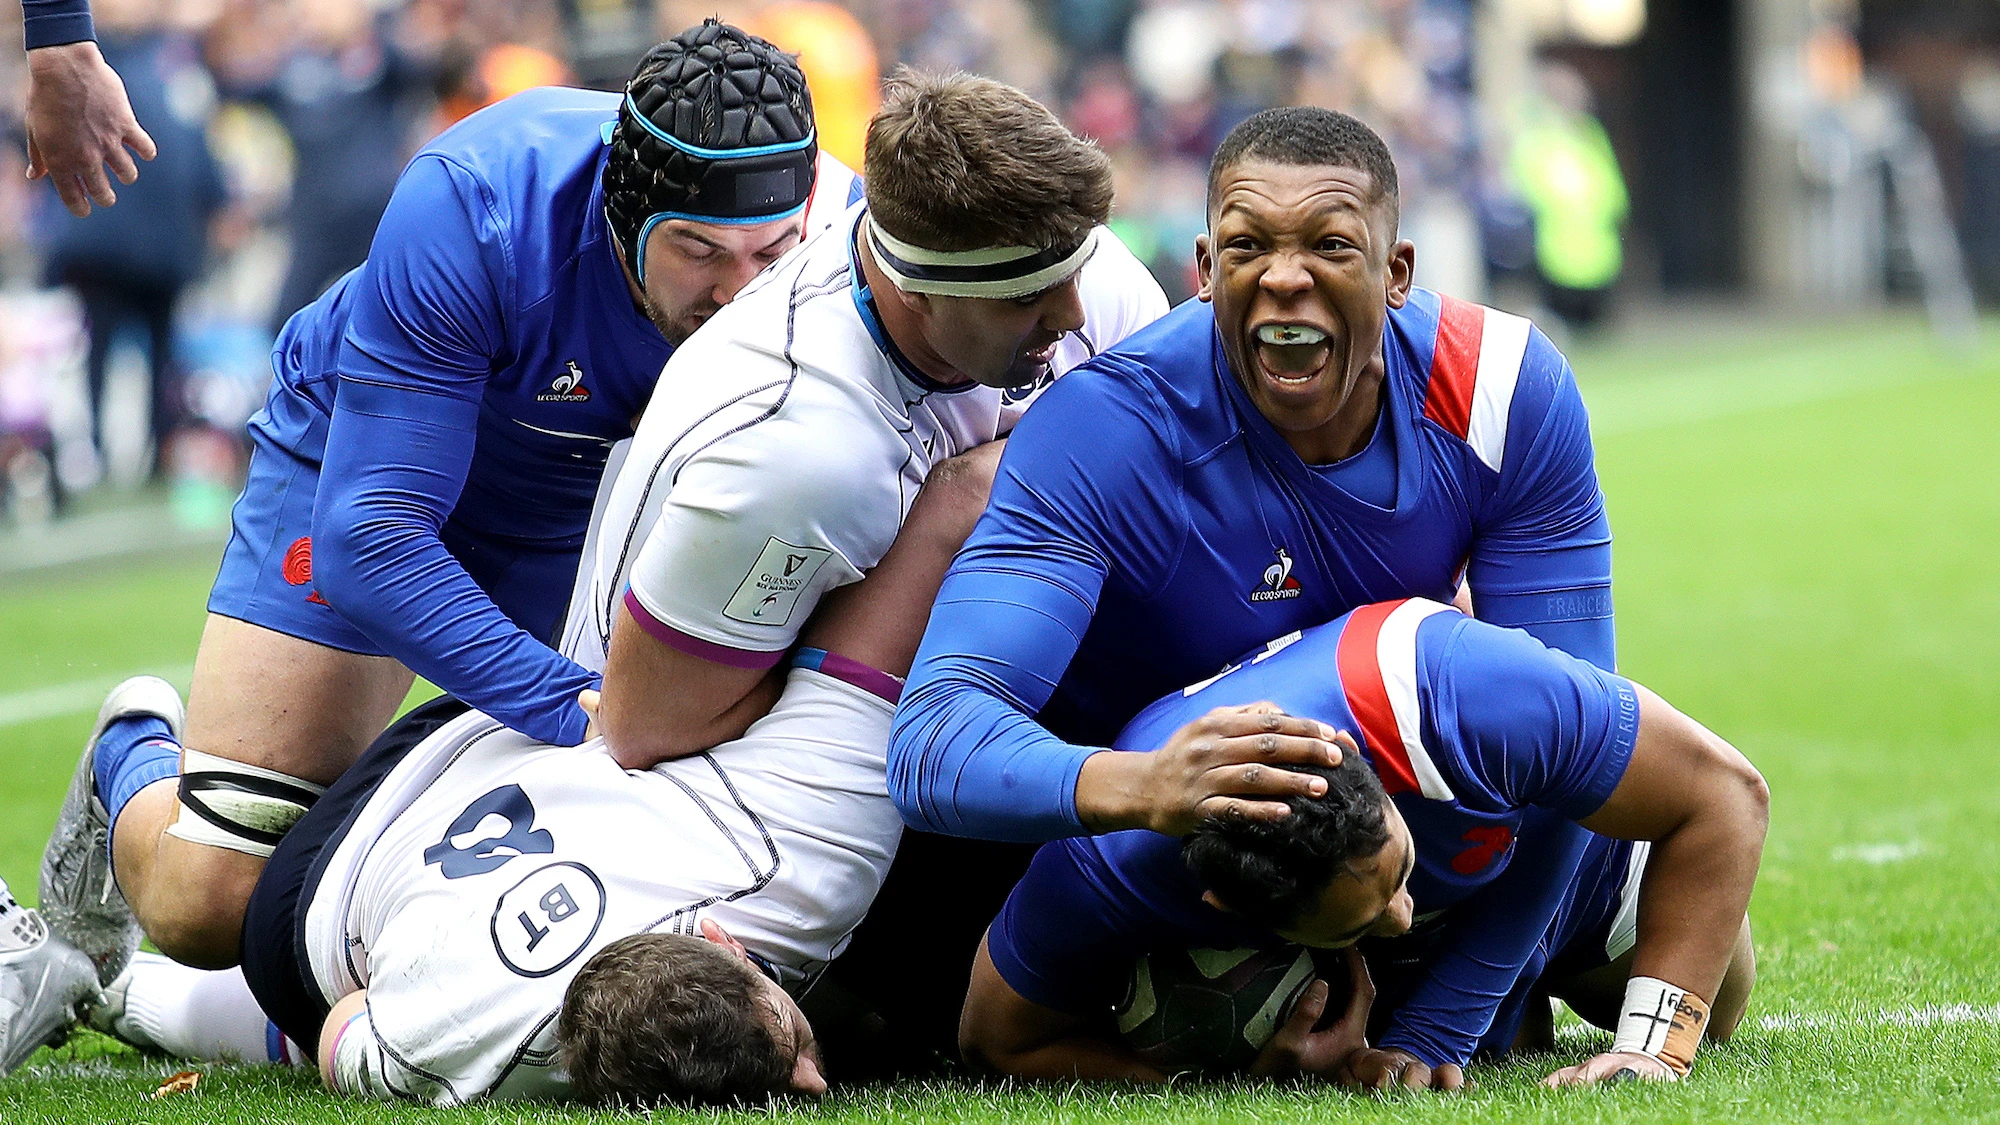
top-left (0, 0), bottom-right (1993, 529)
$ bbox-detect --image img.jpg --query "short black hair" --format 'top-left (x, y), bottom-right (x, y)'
top-left (1206, 106), bottom-right (1400, 220)
top-left (1182, 757), bottom-right (1393, 931)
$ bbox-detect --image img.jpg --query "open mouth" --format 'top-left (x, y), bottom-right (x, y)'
top-left (1019, 337), bottom-right (1061, 369)
top-left (1252, 323), bottom-right (1333, 389)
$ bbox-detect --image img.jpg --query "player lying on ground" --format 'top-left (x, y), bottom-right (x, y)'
top-left (39, 20), bottom-right (860, 979)
top-left (960, 598), bottom-right (1766, 1088)
top-left (0, 447), bottom-right (1003, 1101)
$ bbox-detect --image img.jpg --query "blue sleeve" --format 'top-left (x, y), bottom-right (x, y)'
top-left (986, 840), bottom-right (1155, 1015)
top-left (1419, 612), bottom-right (1641, 820)
top-left (1376, 809), bottom-right (1592, 1066)
top-left (889, 366), bottom-right (1186, 841)
top-left (313, 154), bottom-right (595, 745)
top-left (23, 0), bottom-right (93, 49)
top-left (1467, 331), bottom-right (1615, 671)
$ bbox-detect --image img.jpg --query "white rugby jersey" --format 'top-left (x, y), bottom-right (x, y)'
top-left (305, 668), bottom-right (900, 1105)
top-left (558, 206), bottom-right (1168, 672)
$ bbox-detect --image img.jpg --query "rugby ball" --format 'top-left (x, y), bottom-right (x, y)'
top-left (1113, 945), bottom-right (1349, 1074)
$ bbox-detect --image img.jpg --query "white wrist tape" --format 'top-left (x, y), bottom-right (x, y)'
top-left (1610, 976), bottom-right (1709, 1078)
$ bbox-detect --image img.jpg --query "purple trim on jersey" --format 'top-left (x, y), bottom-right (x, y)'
top-left (623, 589), bottom-right (784, 670)
top-left (792, 647), bottom-right (904, 704)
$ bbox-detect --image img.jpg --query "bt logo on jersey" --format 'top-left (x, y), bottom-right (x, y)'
top-left (490, 860), bottom-right (607, 978)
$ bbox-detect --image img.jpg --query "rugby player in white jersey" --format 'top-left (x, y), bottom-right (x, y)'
top-left (0, 446), bottom-right (1003, 1104)
top-left (557, 68), bottom-right (1166, 764)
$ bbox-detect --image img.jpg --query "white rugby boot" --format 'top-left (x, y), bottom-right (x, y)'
top-left (39, 676), bottom-right (185, 986)
top-left (0, 880), bottom-right (100, 1076)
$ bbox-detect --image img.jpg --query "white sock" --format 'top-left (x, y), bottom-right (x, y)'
top-left (114, 952), bottom-right (305, 1065)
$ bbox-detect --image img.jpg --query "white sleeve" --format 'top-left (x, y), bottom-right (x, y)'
top-left (328, 1008), bottom-right (431, 1103)
top-left (1081, 225), bottom-right (1170, 350)
top-left (623, 417), bottom-right (903, 662)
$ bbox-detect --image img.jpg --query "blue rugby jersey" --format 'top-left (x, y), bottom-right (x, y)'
top-left (250, 87), bottom-right (854, 743)
top-left (891, 290), bottom-right (1613, 840)
top-left (983, 600), bottom-right (1640, 1068)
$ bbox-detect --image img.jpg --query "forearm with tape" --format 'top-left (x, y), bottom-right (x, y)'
top-left (1610, 976), bottom-right (1710, 1077)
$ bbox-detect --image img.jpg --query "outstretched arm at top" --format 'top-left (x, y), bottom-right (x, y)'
top-left (312, 155), bottom-right (595, 746)
top-left (23, 0), bottom-right (157, 217)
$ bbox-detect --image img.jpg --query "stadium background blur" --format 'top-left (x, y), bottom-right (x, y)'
top-left (0, 0), bottom-right (1992, 531)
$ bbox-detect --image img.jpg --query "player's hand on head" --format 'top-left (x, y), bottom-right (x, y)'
top-left (1342, 1047), bottom-right (1465, 1093)
top-left (1142, 703), bottom-right (1350, 836)
top-left (1542, 1050), bottom-right (1676, 1087)
top-left (1250, 948), bottom-right (1375, 1081)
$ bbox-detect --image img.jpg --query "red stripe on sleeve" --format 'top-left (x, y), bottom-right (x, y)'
top-left (1422, 295), bottom-right (1486, 439)
top-left (1335, 600), bottom-right (1418, 796)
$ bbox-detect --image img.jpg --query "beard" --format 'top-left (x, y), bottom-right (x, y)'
top-left (639, 290), bottom-right (720, 347)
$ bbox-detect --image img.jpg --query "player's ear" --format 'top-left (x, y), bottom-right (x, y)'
top-left (1195, 233), bottom-right (1215, 302)
top-left (1384, 239), bottom-right (1416, 309)
top-left (789, 1041), bottom-right (827, 1096)
top-left (698, 918), bottom-right (751, 961)
top-left (1200, 890), bottom-right (1235, 915)
top-left (885, 282), bottom-right (932, 317)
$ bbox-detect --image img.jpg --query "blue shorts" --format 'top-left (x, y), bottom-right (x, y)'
top-left (208, 413), bottom-right (583, 654)
top-left (240, 695), bottom-right (472, 1053)
top-left (207, 419), bottom-right (384, 655)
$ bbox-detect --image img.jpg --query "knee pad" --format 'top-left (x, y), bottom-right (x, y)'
top-left (164, 749), bottom-right (327, 859)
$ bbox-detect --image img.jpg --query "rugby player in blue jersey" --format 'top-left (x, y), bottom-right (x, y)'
top-left (961, 599), bottom-right (1766, 1090)
top-left (38, 21), bottom-right (863, 975)
top-left (891, 106), bottom-right (1617, 845)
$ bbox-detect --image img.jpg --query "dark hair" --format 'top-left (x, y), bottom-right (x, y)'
top-left (558, 933), bottom-right (791, 1107)
top-left (1206, 106), bottom-right (1400, 223)
top-left (1182, 758), bottom-right (1393, 931)
top-left (864, 68), bottom-right (1113, 253)
top-left (602, 20), bottom-right (816, 276)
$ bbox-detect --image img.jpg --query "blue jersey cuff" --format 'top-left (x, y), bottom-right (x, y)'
top-left (1571, 676), bottom-right (1642, 817)
top-left (24, 6), bottom-right (94, 49)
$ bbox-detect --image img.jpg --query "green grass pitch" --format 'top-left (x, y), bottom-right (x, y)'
top-left (1, 311), bottom-right (1996, 1122)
